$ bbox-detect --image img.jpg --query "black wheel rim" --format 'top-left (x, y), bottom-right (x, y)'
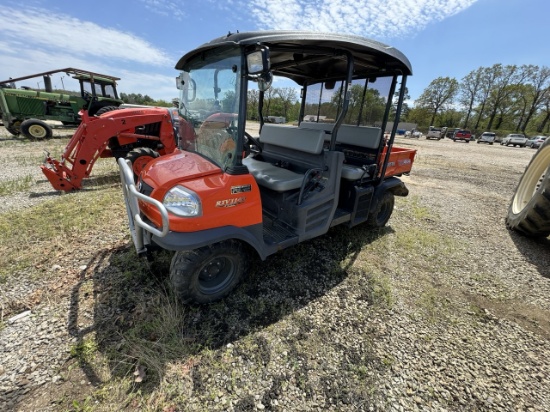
top-left (198, 256), bottom-right (236, 295)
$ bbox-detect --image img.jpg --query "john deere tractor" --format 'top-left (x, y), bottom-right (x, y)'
top-left (0, 68), bottom-right (123, 138)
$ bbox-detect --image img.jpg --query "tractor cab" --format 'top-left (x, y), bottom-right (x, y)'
top-left (73, 73), bottom-right (120, 103)
top-left (118, 31), bottom-right (415, 304)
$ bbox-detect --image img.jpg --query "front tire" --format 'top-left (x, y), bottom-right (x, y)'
top-left (506, 138), bottom-right (550, 237)
top-left (170, 240), bottom-right (248, 304)
top-left (20, 119), bottom-right (53, 139)
top-left (366, 191), bottom-right (395, 228)
top-left (125, 147), bottom-right (159, 182)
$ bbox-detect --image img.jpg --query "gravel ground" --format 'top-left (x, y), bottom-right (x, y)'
top-left (0, 127), bottom-right (549, 411)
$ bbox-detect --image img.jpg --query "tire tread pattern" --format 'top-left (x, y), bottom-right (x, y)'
top-left (506, 138), bottom-right (550, 237)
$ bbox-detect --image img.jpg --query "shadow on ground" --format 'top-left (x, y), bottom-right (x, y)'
top-left (63, 223), bottom-right (391, 400)
top-left (508, 227), bottom-right (550, 279)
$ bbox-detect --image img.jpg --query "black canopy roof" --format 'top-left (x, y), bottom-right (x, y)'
top-left (175, 31), bottom-right (412, 85)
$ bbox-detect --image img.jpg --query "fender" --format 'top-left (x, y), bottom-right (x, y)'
top-left (151, 223), bottom-right (269, 260)
top-left (374, 177), bottom-right (409, 198)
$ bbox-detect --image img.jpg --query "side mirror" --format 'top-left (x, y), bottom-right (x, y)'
top-left (176, 72), bottom-right (186, 90)
top-left (257, 72), bottom-right (273, 92)
top-left (176, 73), bottom-right (196, 102)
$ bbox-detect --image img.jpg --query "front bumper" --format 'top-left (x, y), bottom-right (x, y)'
top-left (118, 158), bottom-right (169, 255)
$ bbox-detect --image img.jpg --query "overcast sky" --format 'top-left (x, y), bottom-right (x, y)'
top-left (0, 0), bottom-right (548, 104)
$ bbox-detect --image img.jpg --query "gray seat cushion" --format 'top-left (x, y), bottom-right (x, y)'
top-left (243, 157), bottom-right (304, 191)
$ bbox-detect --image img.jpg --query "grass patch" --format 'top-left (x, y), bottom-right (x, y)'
top-left (0, 186), bottom-right (126, 282)
top-left (0, 174), bottom-right (34, 195)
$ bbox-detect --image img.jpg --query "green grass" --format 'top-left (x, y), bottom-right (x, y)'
top-left (0, 186), bottom-right (126, 282)
top-left (0, 175), bottom-right (34, 195)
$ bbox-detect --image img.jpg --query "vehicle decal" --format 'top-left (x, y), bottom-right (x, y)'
top-left (216, 197), bottom-right (246, 208)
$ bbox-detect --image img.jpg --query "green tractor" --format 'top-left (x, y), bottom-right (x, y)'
top-left (0, 67), bottom-right (123, 138)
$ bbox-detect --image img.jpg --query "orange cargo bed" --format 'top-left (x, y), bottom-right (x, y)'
top-left (380, 146), bottom-right (417, 177)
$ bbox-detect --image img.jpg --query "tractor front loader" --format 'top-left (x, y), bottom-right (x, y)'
top-left (41, 107), bottom-right (181, 191)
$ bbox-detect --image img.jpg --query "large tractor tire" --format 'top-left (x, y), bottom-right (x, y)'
top-left (125, 147), bottom-right (160, 182)
top-left (20, 119), bottom-right (53, 139)
top-left (170, 240), bottom-right (249, 304)
top-left (366, 191), bottom-right (395, 228)
top-left (506, 137), bottom-right (550, 237)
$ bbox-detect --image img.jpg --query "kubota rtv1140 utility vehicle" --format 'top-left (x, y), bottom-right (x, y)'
top-left (118, 31), bottom-right (416, 304)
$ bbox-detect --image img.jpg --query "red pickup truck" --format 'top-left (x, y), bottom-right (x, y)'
top-left (452, 129), bottom-right (472, 143)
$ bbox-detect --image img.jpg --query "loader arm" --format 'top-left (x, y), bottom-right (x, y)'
top-left (41, 108), bottom-right (178, 191)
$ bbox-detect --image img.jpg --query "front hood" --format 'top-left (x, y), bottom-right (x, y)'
top-left (141, 150), bottom-right (222, 191)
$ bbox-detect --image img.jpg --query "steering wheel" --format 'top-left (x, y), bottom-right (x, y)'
top-left (244, 131), bottom-right (262, 156)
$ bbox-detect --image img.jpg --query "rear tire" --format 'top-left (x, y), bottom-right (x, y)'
top-left (366, 191), bottom-right (395, 228)
top-left (20, 119), bottom-right (53, 139)
top-left (125, 147), bottom-right (159, 182)
top-left (506, 138), bottom-right (550, 237)
top-left (170, 240), bottom-right (248, 304)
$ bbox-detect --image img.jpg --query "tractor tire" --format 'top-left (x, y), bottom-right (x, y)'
top-left (20, 119), bottom-right (53, 139)
top-left (95, 106), bottom-right (121, 116)
top-left (366, 191), bottom-right (395, 228)
top-left (170, 240), bottom-right (248, 304)
top-left (125, 147), bottom-right (160, 182)
top-left (505, 137), bottom-right (550, 237)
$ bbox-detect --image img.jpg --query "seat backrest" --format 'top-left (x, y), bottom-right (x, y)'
top-left (336, 125), bottom-right (382, 149)
top-left (299, 123), bottom-right (382, 149)
top-left (299, 122), bottom-right (334, 133)
top-left (260, 124), bottom-right (325, 155)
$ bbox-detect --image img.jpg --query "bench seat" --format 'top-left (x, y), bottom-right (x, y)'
top-left (243, 157), bottom-right (305, 191)
top-left (243, 124), bottom-right (326, 191)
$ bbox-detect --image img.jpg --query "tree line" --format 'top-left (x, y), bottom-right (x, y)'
top-left (407, 64), bottom-right (550, 135)
top-left (120, 92), bottom-right (174, 107)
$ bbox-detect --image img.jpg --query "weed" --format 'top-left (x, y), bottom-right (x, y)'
top-left (70, 337), bottom-right (99, 364)
top-left (0, 174), bottom-right (33, 196)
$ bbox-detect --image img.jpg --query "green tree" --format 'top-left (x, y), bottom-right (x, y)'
top-left (459, 67), bottom-right (484, 128)
top-left (276, 87), bottom-right (298, 120)
top-left (484, 64), bottom-right (529, 130)
top-left (415, 77), bottom-right (459, 126)
top-left (520, 65), bottom-right (550, 132)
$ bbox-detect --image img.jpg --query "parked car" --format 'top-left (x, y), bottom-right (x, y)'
top-left (426, 126), bottom-right (447, 140)
top-left (404, 130), bottom-right (421, 138)
top-left (452, 129), bottom-right (472, 143)
top-left (526, 135), bottom-right (547, 148)
top-left (477, 132), bottom-right (496, 145)
top-left (501, 133), bottom-right (528, 147)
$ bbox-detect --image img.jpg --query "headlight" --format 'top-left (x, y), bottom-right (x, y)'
top-left (163, 185), bottom-right (201, 217)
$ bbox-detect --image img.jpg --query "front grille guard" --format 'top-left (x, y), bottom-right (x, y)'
top-left (117, 158), bottom-right (169, 255)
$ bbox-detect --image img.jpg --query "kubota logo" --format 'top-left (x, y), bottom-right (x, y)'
top-left (215, 197), bottom-right (246, 208)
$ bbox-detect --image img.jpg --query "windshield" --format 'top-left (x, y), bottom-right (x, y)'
top-left (178, 48), bottom-right (241, 170)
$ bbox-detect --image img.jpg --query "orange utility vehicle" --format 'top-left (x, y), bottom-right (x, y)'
top-left (41, 106), bottom-right (181, 191)
top-left (118, 31), bottom-right (416, 304)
